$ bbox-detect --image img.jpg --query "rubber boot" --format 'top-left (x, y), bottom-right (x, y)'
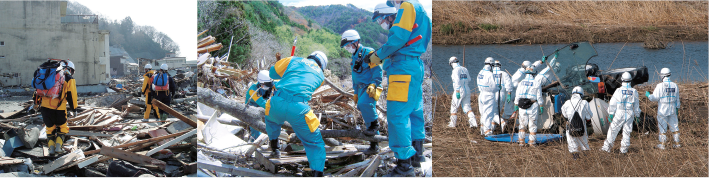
top-left (161, 113), bottom-right (168, 121)
top-left (385, 157), bottom-right (415, 177)
top-left (448, 115), bottom-right (457, 128)
top-left (55, 134), bottom-right (66, 154)
top-left (269, 140), bottom-right (281, 159)
top-left (47, 135), bottom-right (56, 155)
top-left (362, 141), bottom-right (380, 155)
top-left (411, 140), bottom-right (424, 168)
top-left (363, 121), bottom-right (379, 136)
top-left (311, 170), bottom-right (324, 177)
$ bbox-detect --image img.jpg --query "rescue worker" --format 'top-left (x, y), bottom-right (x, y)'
top-left (340, 29), bottom-right (383, 155)
top-left (366, 0), bottom-right (431, 175)
top-left (448, 56), bottom-right (475, 128)
top-left (601, 72), bottom-right (641, 154)
top-left (561, 86), bottom-right (592, 159)
top-left (142, 64), bottom-right (159, 121)
top-left (492, 60), bottom-right (513, 132)
top-left (513, 67), bottom-right (543, 146)
top-left (36, 60), bottom-right (78, 155)
top-left (507, 61), bottom-right (530, 123)
top-left (153, 64), bottom-right (176, 120)
top-left (646, 68), bottom-right (681, 149)
top-left (477, 57), bottom-right (499, 136)
top-left (267, 51), bottom-right (328, 176)
top-left (245, 71), bottom-right (273, 142)
top-left (535, 53), bottom-right (559, 87)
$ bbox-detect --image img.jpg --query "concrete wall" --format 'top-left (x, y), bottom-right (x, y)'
top-left (0, 1), bottom-right (109, 86)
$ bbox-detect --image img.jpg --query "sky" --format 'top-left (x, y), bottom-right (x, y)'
top-left (73, 0), bottom-right (197, 61)
top-left (279, 0), bottom-right (433, 18)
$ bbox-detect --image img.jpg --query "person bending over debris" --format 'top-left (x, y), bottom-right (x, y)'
top-left (341, 29), bottom-right (383, 155)
top-left (646, 68), bottom-right (681, 149)
top-left (447, 56), bottom-right (475, 128)
top-left (477, 57), bottom-right (499, 136)
top-left (266, 51), bottom-right (328, 177)
top-left (601, 72), bottom-right (641, 154)
top-left (492, 60), bottom-right (513, 132)
top-left (33, 59), bottom-right (78, 156)
top-left (561, 86), bottom-right (593, 159)
top-left (513, 67), bottom-right (543, 147)
top-left (245, 71), bottom-right (272, 142)
top-left (142, 64), bottom-right (160, 121)
top-left (152, 64), bottom-right (176, 120)
top-left (366, 0), bottom-right (431, 175)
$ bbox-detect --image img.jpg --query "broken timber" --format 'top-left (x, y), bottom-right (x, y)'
top-left (151, 99), bottom-right (197, 128)
top-left (197, 87), bottom-right (388, 142)
top-left (100, 147), bottom-right (167, 170)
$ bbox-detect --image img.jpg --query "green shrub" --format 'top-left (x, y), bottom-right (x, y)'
top-left (478, 23), bottom-right (498, 31)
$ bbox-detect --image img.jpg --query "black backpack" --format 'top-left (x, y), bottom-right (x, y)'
top-left (567, 100), bottom-right (585, 137)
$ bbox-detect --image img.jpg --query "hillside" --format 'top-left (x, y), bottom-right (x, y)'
top-left (294, 4), bottom-right (389, 49)
top-left (433, 1), bottom-right (708, 45)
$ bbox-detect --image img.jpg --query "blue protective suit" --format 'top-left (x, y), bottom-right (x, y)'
top-left (245, 83), bottom-right (272, 141)
top-left (352, 45), bottom-right (383, 131)
top-left (266, 56), bottom-right (326, 171)
top-left (376, 0), bottom-right (431, 160)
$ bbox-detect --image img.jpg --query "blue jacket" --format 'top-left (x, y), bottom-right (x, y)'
top-left (376, 0), bottom-right (431, 58)
top-left (245, 83), bottom-right (270, 108)
top-left (269, 56), bottom-right (325, 99)
top-left (352, 45), bottom-right (383, 94)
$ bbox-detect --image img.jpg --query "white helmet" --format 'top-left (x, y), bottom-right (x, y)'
top-left (493, 60), bottom-right (501, 67)
top-left (160, 63), bottom-right (168, 71)
top-left (373, 3), bottom-right (397, 21)
top-left (340, 30), bottom-right (360, 48)
top-left (257, 70), bottom-right (271, 83)
top-left (621, 72), bottom-right (632, 82)
top-left (660, 68), bottom-right (671, 77)
top-left (572, 86), bottom-right (584, 96)
top-left (449, 56), bottom-right (458, 67)
top-left (522, 61), bottom-right (531, 68)
top-left (64, 60), bottom-right (75, 70)
top-left (484, 57), bottom-right (494, 65)
top-left (144, 64), bottom-right (152, 69)
top-left (308, 51), bottom-right (328, 70)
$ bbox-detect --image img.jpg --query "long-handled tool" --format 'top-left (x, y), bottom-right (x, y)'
top-left (290, 37), bottom-right (298, 57)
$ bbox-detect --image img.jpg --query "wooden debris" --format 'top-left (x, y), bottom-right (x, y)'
top-left (151, 99), bottom-right (197, 128)
top-left (43, 151), bottom-right (80, 173)
top-left (100, 147), bottom-right (167, 170)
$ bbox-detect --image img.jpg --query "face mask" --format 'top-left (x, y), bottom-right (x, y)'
top-left (345, 45), bottom-right (356, 54)
top-left (380, 21), bottom-right (390, 30)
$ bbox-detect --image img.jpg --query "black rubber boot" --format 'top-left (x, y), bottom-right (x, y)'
top-left (269, 140), bottom-right (281, 159)
top-left (362, 141), bottom-right (380, 155)
top-left (411, 140), bottom-right (424, 168)
top-left (385, 157), bottom-right (415, 177)
top-left (363, 121), bottom-right (379, 136)
top-left (312, 170), bottom-right (324, 177)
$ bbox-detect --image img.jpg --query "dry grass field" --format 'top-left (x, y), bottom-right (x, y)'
top-left (432, 82), bottom-right (708, 177)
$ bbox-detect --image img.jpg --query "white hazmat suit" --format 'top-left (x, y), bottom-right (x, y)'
top-left (514, 72), bottom-right (543, 145)
top-left (449, 62), bottom-right (475, 127)
top-left (647, 72), bottom-right (681, 149)
top-left (492, 64), bottom-right (513, 130)
top-left (602, 79), bottom-right (641, 153)
top-left (477, 60), bottom-right (499, 135)
top-left (561, 90), bottom-right (593, 153)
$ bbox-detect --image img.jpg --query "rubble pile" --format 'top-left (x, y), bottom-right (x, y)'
top-left (0, 73), bottom-right (198, 176)
top-left (195, 31), bottom-right (432, 177)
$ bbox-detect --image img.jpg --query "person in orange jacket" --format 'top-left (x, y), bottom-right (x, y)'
top-left (34, 60), bottom-right (78, 155)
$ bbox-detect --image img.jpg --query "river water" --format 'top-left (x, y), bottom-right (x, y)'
top-left (432, 42), bottom-right (708, 93)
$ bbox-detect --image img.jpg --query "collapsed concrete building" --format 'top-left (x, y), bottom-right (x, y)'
top-left (0, 1), bottom-right (110, 86)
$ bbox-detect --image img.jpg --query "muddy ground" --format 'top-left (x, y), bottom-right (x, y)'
top-left (432, 82), bottom-right (708, 177)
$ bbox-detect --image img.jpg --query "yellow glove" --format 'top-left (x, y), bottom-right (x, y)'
top-left (353, 94), bottom-right (358, 104)
top-left (367, 84), bottom-right (383, 101)
top-left (365, 51), bottom-right (383, 65)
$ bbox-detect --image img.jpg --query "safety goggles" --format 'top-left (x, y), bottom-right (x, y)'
top-left (340, 39), bottom-right (357, 48)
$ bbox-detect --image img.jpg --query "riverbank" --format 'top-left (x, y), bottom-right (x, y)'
top-left (433, 1), bottom-right (708, 45)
